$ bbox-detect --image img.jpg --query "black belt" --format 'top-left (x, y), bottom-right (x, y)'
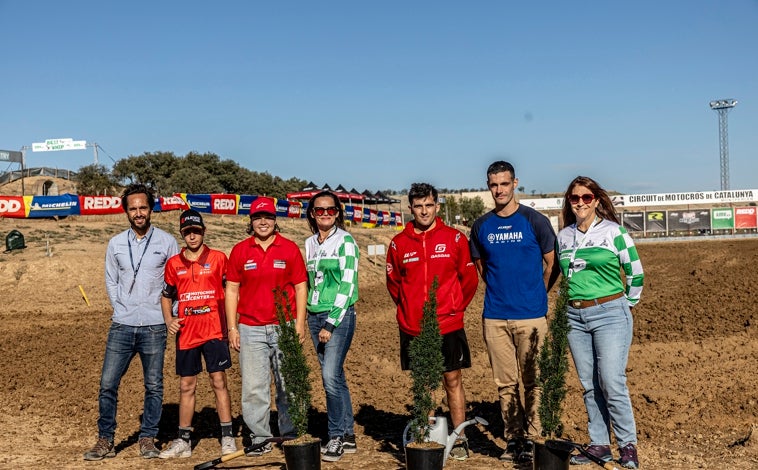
top-left (568, 292), bottom-right (624, 309)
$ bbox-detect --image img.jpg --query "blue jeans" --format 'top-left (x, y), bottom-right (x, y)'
top-left (239, 324), bottom-right (294, 443)
top-left (308, 307), bottom-right (356, 439)
top-left (97, 322), bottom-right (167, 440)
top-left (567, 298), bottom-right (637, 447)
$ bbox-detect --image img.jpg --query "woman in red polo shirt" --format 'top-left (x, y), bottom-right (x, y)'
top-left (225, 197), bottom-right (308, 455)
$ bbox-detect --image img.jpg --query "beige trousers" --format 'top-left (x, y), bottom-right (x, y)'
top-left (482, 317), bottom-right (547, 439)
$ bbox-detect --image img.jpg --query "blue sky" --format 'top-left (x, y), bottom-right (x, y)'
top-left (1, 1), bottom-right (756, 195)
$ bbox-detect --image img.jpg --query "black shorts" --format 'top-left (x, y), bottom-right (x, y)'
top-left (176, 339), bottom-right (232, 376)
top-left (399, 328), bottom-right (471, 372)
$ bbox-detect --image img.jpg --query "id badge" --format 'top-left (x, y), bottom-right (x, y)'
top-left (310, 290), bottom-right (320, 304)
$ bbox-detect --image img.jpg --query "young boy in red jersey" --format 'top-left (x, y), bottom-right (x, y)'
top-left (159, 209), bottom-right (237, 459)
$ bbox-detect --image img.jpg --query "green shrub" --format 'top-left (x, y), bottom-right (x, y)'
top-left (408, 277), bottom-right (444, 443)
top-left (537, 276), bottom-right (570, 437)
top-left (274, 288), bottom-right (312, 438)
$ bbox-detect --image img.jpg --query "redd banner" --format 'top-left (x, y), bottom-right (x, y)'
top-left (210, 194), bottom-right (238, 215)
top-left (287, 201), bottom-right (302, 218)
top-left (352, 205), bottom-right (362, 223)
top-left (79, 196), bottom-right (122, 215)
top-left (0, 196), bottom-right (26, 218)
top-left (392, 212), bottom-right (403, 226)
top-left (381, 211), bottom-right (390, 226)
top-left (159, 195), bottom-right (189, 212)
top-left (735, 206), bottom-right (757, 229)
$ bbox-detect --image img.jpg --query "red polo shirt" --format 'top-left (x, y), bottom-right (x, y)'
top-left (164, 245), bottom-right (228, 350)
top-left (227, 234), bottom-right (307, 326)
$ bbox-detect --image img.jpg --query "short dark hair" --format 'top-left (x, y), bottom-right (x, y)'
top-left (486, 161), bottom-right (516, 179)
top-left (121, 183), bottom-right (155, 213)
top-left (408, 182), bottom-right (438, 205)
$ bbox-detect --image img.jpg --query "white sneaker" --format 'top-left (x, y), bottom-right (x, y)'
top-left (221, 436), bottom-right (238, 455)
top-left (158, 438), bottom-right (191, 459)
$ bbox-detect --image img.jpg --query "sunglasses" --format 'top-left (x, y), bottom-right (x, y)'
top-left (568, 194), bottom-right (595, 205)
top-left (182, 227), bottom-right (204, 236)
top-left (312, 206), bottom-right (339, 216)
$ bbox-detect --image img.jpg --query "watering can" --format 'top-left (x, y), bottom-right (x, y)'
top-left (402, 416), bottom-right (488, 465)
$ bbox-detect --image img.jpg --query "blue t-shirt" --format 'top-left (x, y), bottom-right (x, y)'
top-left (469, 205), bottom-right (556, 320)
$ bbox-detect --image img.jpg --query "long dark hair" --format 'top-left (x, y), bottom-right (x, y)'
top-left (305, 191), bottom-right (345, 234)
top-left (560, 176), bottom-right (620, 228)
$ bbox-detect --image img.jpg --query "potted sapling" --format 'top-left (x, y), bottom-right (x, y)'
top-left (275, 289), bottom-right (321, 470)
top-left (403, 278), bottom-right (446, 470)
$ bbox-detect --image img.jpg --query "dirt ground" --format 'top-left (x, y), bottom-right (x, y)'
top-left (0, 213), bottom-right (756, 469)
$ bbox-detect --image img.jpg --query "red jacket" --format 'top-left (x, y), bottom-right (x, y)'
top-left (386, 217), bottom-right (478, 335)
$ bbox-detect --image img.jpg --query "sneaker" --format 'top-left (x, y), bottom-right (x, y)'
top-left (138, 437), bottom-right (160, 459)
top-left (618, 443), bottom-right (639, 469)
top-left (246, 441), bottom-right (273, 457)
top-left (83, 437), bottom-right (115, 461)
top-left (342, 434), bottom-right (357, 454)
top-left (322, 436), bottom-right (344, 462)
top-left (221, 436), bottom-right (238, 456)
top-left (570, 444), bottom-right (612, 465)
top-left (158, 438), bottom-right (191, 459)
top-left (499, 439), bottom-right (521, 461)
top-left (449, 437), bottom-right (469, 461)
top-left (518, 439), bottom-right (534, 462)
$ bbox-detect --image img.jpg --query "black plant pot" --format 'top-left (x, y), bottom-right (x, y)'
top-left (283, 438), bottom-right (321, 470)
top-left (533, 441), bottom-right (570, 470)
top-left (405, 444), bottom-right (445, 470)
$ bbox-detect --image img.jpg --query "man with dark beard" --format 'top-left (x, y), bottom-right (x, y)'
top-left (84, 183), bottom-right (179, 461)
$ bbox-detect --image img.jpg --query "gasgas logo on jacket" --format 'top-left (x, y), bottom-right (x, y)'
top-left (430, 243), bottom-right (450, 259)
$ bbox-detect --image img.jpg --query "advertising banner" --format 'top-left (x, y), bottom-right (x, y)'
top-left (183, 194), bottom-right (213, 213)
top-left (28, 194), bottom-right (79, 218)
top-left (287, 200), bottom-right (302, 218)
top-left (376, 211), bottom-right (384, 226)
top-left (645, 211), bottom-right (667, 233)
top-left (210, 194), bottom-right (238, 215)
top-left (622, 212), bottom-right (644, 233)
top-left (353, 206), bottom-right (363, 223)
top-left (79, 196), bottom-right (122, 215)
top-left (159, 195), bottom-right (189, 212)
top-left (394, 212), bottom-right (403, 226)
top-left (711, 208), bottom-right (734, 231)
top-left (381, 211), bottom-right (390, 225)
top-left (0, 196), bottom-right (27, 218)
top-left (667, 210), bottom-right (710, 234)
top-left (734, 207), bottom-right (757, 229)
top-left (345, 205), bottom-right (355, 221)
top-left (274, 198), bottom-right (288, 218)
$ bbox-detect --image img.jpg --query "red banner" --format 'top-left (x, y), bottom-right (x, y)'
top-left (210, 194), bottom-right (238, 215)
top-left (381, 211), bottom-right (390, 225)
top-left (287, 201), bottom-right (302, 218)
top-left (0, 196), bottom-right (26, 218)
top-left (79, 196), bottom-right (122, 215)
top-left (735, 206), bottom-right (757, 229)
top-left (161, 195), bottom-right (189, 212)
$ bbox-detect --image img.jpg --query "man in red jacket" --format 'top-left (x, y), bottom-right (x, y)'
top-left (386, 182), bottom-right (479, 460)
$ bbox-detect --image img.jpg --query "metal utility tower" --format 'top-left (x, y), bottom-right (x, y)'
top-left (709, 98), bottom-right (737, 191)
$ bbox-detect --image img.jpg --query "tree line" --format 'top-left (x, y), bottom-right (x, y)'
top-left (75, 151), bottom-right (307, 199)
top-left (74, 151), bottom-right (488, 224)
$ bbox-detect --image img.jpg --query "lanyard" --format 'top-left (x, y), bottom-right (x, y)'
top-left (127, 228), bottom-right (154, 294)
top-left (567, 216), bottom-right (599, 279)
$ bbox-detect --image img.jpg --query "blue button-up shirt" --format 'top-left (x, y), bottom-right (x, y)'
top-left (105, 225), bottom-right (179, 326)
